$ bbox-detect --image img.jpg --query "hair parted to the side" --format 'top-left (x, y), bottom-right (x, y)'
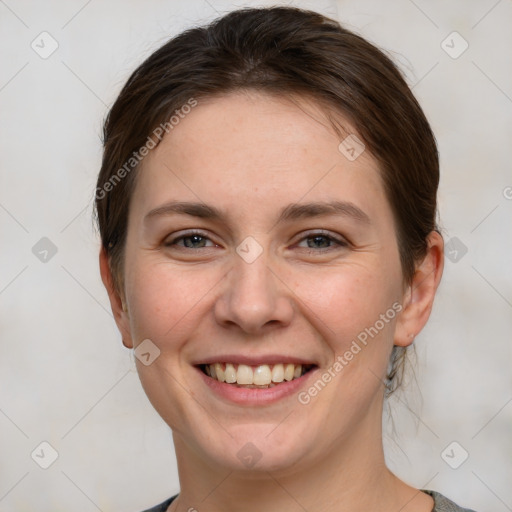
top-left (94, 6), bottom-right (440, 396)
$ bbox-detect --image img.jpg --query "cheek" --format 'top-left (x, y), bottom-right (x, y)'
top-left (124, 257), bottom-right (217, 345)
top-left (289, 261), bottom-right (402, 356)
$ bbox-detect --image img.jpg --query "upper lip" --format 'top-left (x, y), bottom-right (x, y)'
top-left (193, 354), bottom-right (317, 366)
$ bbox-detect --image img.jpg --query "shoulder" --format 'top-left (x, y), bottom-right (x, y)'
top-left (138, 491), bottom-right (480, 512)
top-left (139, 494), bottom-right (178, 512)
top-left (423, 490), bottom-right (479, 512)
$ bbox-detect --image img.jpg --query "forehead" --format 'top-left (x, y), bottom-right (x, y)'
top-left (130, 92), bottom-right (389, 224)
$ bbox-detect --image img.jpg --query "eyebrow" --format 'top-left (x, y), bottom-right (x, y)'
top-left (144, 200), bottom-right (371, 225)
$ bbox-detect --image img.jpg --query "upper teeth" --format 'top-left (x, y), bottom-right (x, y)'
top-left (205, 363), bottom-right (305, 386)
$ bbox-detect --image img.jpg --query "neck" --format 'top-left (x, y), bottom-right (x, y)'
top-left (168, 397), bottom-right (432, 512)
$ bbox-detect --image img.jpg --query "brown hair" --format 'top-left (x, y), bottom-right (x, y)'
top-left (94, 6), bottom-right (439, 394)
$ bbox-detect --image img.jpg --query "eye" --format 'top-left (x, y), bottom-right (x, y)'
top-left (295, 231), bottom-right (348, 252)
top-left (164, 231), bottom-right (217, 249)
top-left (163, 230), bottom-right (347, 253)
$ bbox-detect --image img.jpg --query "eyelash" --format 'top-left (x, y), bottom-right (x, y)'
top-left (164, 230), bottom-right (348, 253)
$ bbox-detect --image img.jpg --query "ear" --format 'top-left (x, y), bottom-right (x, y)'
top-left (394, 231), bottom-right (444, 347)
top-left (99, 247), bottom-right (134, 349)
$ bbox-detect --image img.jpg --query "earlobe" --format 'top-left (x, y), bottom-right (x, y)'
top-left (99, 247), bottom-right (134, 349)
top-left (394, 231), bottom-right (444, 347)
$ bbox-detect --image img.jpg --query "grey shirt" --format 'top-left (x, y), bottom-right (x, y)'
top-left (141, 490), bottom-right (478, 511)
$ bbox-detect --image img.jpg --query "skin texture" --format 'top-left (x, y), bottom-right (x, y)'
top-left (100, 92), bottom-right (444, 512)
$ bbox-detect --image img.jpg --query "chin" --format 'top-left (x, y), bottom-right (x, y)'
top-left (191, 419), bottom-right (320, 474)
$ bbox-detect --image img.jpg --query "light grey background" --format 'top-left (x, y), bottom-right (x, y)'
top-left (1, 1), bottom-right (511, 511)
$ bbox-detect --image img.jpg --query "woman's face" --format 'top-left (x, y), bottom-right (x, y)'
top-left (116, 92), bottom-right (411, 472)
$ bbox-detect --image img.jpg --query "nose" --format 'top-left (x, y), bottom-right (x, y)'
top-left (214, 251), bottom-right (294, 335)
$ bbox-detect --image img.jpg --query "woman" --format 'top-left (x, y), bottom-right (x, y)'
top-left (95, 7), bottom-right (476, 512)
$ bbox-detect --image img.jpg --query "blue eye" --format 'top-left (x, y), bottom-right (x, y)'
top-left (165, 232), bottom-right (215, 249)
top-left (296, 233), bottom-right (347, 252)
top-left (181, 235), bottom-right (209, 248)
top-left (163, 231), bottom-right (347, 253)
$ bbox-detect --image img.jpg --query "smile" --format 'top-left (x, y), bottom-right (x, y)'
top-left (200, 363), bottom-right (315, 388)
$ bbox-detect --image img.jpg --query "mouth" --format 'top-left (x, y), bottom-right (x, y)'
top-left (198, 362), bottom-right (316, 389)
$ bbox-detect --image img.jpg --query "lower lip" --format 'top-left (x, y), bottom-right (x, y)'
top-left (196, 366), bottom-right (318, 405)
